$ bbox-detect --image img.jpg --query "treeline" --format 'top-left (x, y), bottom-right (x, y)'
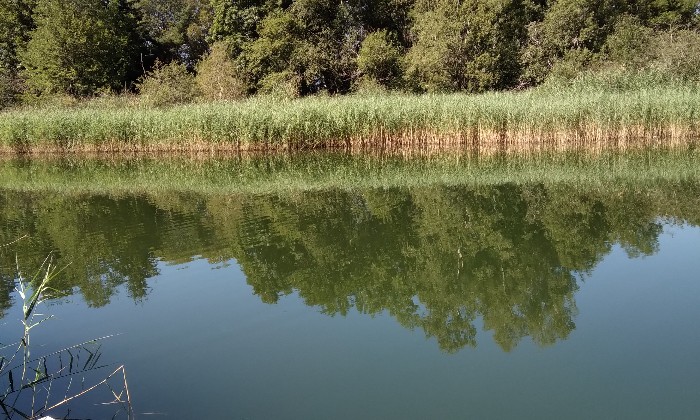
top-left (1, 0), bottom-right (699, 108)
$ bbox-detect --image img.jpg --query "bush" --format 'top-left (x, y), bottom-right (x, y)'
top-left (352, 76), bottom-right (388, 95)
top-left (547, 48), bottom-right (598, 82)
top-left (405, 0), bottom-right (525, 93)
top-left (18, 92), bottom-right (80, 109)
top-left (652, 30), bottom-right (700, 82)
top-left (603, 16), bottom-right (655, 69)
top-left (195, 42), bottom-right (248, 101)
top-left (20, 0), bottom-right (139, 97)
top-left (137, 61), bottom-right (198, 107)
top-left (357, 30), bottom-right (402, 88)
top-left (600, 28), bottom-right (700, 85)
top-left (0, 70), bottom-right (21, 110)
top-left (257, 71), bottom-right (301, 99)
top-left (541, 67), bottom-right (682, 93)
top-left (520, 0), bottom-right (629, 87)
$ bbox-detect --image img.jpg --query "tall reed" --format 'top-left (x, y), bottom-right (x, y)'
top-left (1, 84), bottom-right (699, 154)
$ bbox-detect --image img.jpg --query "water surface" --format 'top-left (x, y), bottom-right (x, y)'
top-left (0, 153), bottom-right (699, 418)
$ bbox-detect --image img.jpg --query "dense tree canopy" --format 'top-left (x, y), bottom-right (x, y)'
top-left (137, 0), bottom-right (214, 68)
top-left (0, 0), bottom-right (699, 104)
top-left (21, 0), bottom-right (141, 95)
top-left (0, 0), bottom-right (34, 105)
top-left (406, 0), bottom-right (533, 92)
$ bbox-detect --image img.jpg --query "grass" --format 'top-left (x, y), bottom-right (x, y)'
top-left (0, 253), bottom-right (132, 419)
top-left (1, 81), bottom-right (699, 154)
top-left (1, 148), bottom-right (698, 195)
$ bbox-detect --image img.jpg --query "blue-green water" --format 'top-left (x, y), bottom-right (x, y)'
top-left (0, 159), bottom-right (699, 419)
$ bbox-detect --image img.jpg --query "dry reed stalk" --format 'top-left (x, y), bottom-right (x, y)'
top-left (1, 138), bottom-right (695, 163)
top-left (1, 124), bottom-right (698, 156)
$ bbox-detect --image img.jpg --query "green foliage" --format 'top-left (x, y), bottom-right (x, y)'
top-left (0, 0), bottom-right (34, 107)
top-left (238, 0), bottom-right (362, 95)
top-left (284, 0), bottom-right (362, 94)
top-left (520, 0), bottom-right (700, 85)
top-left (651, 30), bottom-right (700, 82)
top-left (137, 0), bottom-right (214, 68)
top-left (354, 0), bottom-right (413, 45)
top-left (21, 0), bottom-right (141, 96)
top-left (137, 60), bottom-right (198, 106)
top-left (352, 76), bottom-right (389, 95)
top-left (0, 0), bottom-right (34, 64)
top-left (403, 5), bottom-right (456, 92)
top-left (603, 16), bottom-right (656, 69)
top-left (357, 30), bottom-right (402, 88)
top-left (520, 0), bottom-right (621, 85)
top-left (195, 42), bottom-right (247, 100)
top-left (405, 0), bottom-right (529, 93)
top-left (594, 24), bottom-right (700, 85)
top-left (257, 70), bottom-right (301, 99)
top-left (17, 91), bottom-right (81, 109)
top-left (0, 68), bottom-right (21, 109)
top-left (1, 0), bottom-right (699, 101)
top-left (209, 0), bottom-right (276, 55)
top-left (637, 0), bottom-right (699, 29)
top-left (237, 9), bottom-right (297, 94)
top-left (547, 48), bottom-right (597, 81)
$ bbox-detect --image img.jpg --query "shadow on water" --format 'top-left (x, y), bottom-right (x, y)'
top-left (1, 151), bottom-right (700, 353)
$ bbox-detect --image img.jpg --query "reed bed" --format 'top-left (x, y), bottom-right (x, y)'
top-left (1, 85), bottom-right (699, 154)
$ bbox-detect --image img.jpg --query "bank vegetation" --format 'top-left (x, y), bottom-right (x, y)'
top-left (1, 73), bottom-right (699, 154)
top-left (2, 1), bottom-right (700, 153)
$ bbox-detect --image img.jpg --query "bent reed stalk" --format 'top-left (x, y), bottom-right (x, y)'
top-left (1, 86), bottom-right (699, 155)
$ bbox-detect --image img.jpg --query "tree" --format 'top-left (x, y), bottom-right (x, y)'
top-left (236, 9), bottom-right (298, 95)
top-left (195, 41), bottom-right (246, 100)
top-left (636, 0), bottom-right (699, 29)
top-left (651, 29), bottom-right (700, 82)
top-left (137, 60), bottom-right (198, 106)
top-left (352, 0), bottom-right (414, 46)
top-left (136, 0), bottom-right (214, 69)
top-left (238, 0), bottom-right (363, 95)
top-left (209, 0), bottom-right (278, 55)
top-left (520, 0), bottom-right (700, 85)
top-left (405, 0), bottom-right (531, 93)
top-left (521, 0), bottom-right (629, 85)
top-left (0, 0), bottom-right (34, 106)
top-left (602, 15), bottom-right (656, 69)
top-left (357, 29), bottom-right (403, 87)
top-left (21, 0), bottom-right (142, 96)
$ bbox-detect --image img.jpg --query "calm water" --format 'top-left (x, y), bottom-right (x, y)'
top-left (1, 157), bottom-right (700, 418)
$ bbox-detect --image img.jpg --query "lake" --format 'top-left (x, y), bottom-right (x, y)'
top-left (0, 150), bottom-right (699, 419)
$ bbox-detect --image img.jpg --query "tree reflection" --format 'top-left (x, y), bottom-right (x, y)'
top-left (1, 180), bottom-right (699, 351)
